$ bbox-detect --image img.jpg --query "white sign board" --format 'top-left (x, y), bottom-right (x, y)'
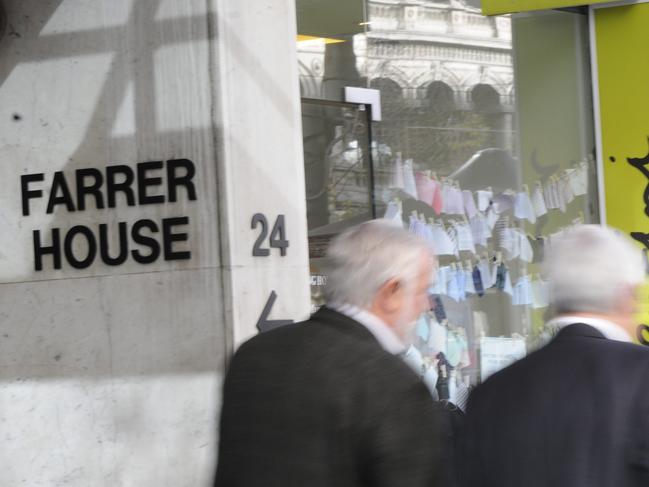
top-left (480, 336), bottom-right (527, 381)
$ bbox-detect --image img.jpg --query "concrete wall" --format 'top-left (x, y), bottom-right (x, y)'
top-left (0, 0), bottom-right (310, 485)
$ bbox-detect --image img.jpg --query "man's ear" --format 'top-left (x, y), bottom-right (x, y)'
top-left (376, 278), bottom-right (401, 314)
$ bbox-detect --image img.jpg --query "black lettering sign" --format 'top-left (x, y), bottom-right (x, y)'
top-left (22, 158), bottom-right (199, 272)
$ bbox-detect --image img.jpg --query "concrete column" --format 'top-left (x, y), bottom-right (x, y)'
top-left (0, 0), bottom-right (309, 485)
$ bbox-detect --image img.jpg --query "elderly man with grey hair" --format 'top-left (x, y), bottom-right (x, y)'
top-left (215, 220), bottom-right (443, 487)
top-left (462, 224), bottom-right (649, 487)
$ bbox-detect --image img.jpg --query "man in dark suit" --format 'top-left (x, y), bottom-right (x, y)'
top-left (463, 224), bottom-right (649, 487)
top-left (215, 220), bottom-right (442, 487)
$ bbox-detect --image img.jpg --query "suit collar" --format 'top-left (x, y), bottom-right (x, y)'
top-left (311, 306), bottom-right (384, 347)
top-left (548, 315), bottom-right (632, 343)
top-left (554, 322), bottom-right (607, 341)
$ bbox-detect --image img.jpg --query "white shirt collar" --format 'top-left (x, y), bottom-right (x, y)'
top-left (546, 315), bottom-right (632, 343)
top-left (329, 303), bottom-right (406, 355)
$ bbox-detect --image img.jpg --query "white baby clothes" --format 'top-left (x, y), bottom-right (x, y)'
top-left (512, 275), bottom-right (533, 306)
top-left (415, 172), bottom-right (435, 206)
top-left (493, 192), bottom-right (516, 214)
top-left (569, 162), bottom-right (588, 196)
top-left (428, 318), bottom-right (448, 355)
top-left (430, 265), bottom-right (449, 295)
top-left (443, 185), bottom-right (465, 215)
top-left (470, 212), bottom-right (491, 248)
top-left (431, 222), bottom-right (456, 256)
top-left (454, 221), bottom-right (476, 254)
top-left (383, 200), bottom-right (403, 227)
top-left (499, 227), bottom-right (534, 263)
top-left (486, 207), bottom-right (500, 230)
top-left (462, 190), bottom-right (478, 219)
top-left (476, 189), bottom-right (493, 212)
top-left (478, 258), bottom-right (493, 289)
top-left (390, 154), bottom-right (405, 190)
top-left (531, 183), bottom-right (547, 217)
top-left (403, 159), bottom-right (418, 198)
top-left (464, 268), bottom-right (476, 295)
top-left (514, 191), bottom-right (536, 224)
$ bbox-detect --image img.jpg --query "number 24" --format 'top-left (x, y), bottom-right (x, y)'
top-left (251, 213), bottom-right (289, 257)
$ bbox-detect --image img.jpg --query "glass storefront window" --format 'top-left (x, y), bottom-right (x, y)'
top-left (296, 1), bottom-right (598, 400)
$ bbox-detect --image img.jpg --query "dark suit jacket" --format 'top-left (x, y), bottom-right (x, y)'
top-left (462, 323), bottom-right (649, 487)
top-left (214, 307), bottom-right (441, 487)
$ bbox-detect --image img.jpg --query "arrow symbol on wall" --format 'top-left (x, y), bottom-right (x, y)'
top-left (256, 290), bottom-right (294, 332)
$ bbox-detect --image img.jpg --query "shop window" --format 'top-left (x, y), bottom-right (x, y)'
top-left (297, 2), bottom-right (598, 403)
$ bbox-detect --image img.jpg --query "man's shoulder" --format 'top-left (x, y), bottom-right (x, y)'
top-left (232, 309), bottom-right (421, 386)
top-left (470, 330), bottom-right (649, 406)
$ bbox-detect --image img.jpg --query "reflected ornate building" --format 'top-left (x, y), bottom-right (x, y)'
top-left (298, 0), bottom-right (514, 175)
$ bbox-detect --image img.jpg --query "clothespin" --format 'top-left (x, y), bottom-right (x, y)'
top-left (496, 251), bottom-right (503, 264)
top-left (522, 184), bottom-right (529, 194)
top-left (431, 171), bottom-right (438, 180)
top-left (465, 259), bottom-right (473, 270)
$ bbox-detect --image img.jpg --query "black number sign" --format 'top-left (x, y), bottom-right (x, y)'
top-left (251, 213), bottom-right (289, 257)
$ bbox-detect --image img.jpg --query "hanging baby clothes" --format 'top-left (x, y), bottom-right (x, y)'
top-left (531, 182), bottom-right (548, 217)
top-left (478, 258), bottom-right (493, 289)
top-left (428, 317), bottom-right (448, 355)
top-left (476, 189), bottom-right (493, 212)
top-left (445, 223), bottom-right (460, 257)
top-left (446, 267), bottom-right (462, 301)
top-left (402, 159), bottom-right (418, 198)
top-left (456, 269), bottom-right (467, 301)
top-left (462, 190), bottom-right (478, 218)
top-left (441, 181), bottom-right (453, 214)
top-left (415, 171), bottom-right (435, 206)
top-left (470, 212), bottom-right (491, 248)
top-left (503, 266), bottom-right (513, 296)
top-left (464, 267), bottom-right (476, 295)
top-left (544, 180), bottom-right (557, 210)
top-left (493, 191), bottom-right (516, 214)
top-left (429, 266), bottom-right (449, 296)
top-left (569, 162), bottom-right (588, 196)
top-left (512, 275), bottom-right (534, 306)
top-left (554, 178), bottom-right (567, 213)
top-left (472, 265), bottom-right (485, 297)
top-left (408, 213), bottom-right (420, 234)
top-left (561, 173), bottom-right (575, 206)
top-left (431, 222), bottom-right (456, 256)
top-left (514, 190), bottom-right (536, 224)
top-left (445, 330), bottom-right (463, 368)
top-left (444, 184), bottom-right (465, 215)
top-left (494, 263), bottom-right (513, 296)
top-left (454, 221), bottom-right (476, 254)
top-left (432, 295), bottom-right (447, 322)
top-left (390, 153), bottom-right (405, 190)
top-left (382, 199), bottom-right (403, 227)
top-left (431, 179), bottom-right (443, 215)
top-left (485, 206), bottom-right (500, 230)
top-left (421, 222), bottom-right (437, 252)
top-left (499, 227), bottom-right (534, 262)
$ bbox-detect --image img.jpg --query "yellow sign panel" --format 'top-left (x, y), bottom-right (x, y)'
top-left (594, 2), bottom-right (649, 344)
top-left (482, 0), bottom-right (610, 16)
